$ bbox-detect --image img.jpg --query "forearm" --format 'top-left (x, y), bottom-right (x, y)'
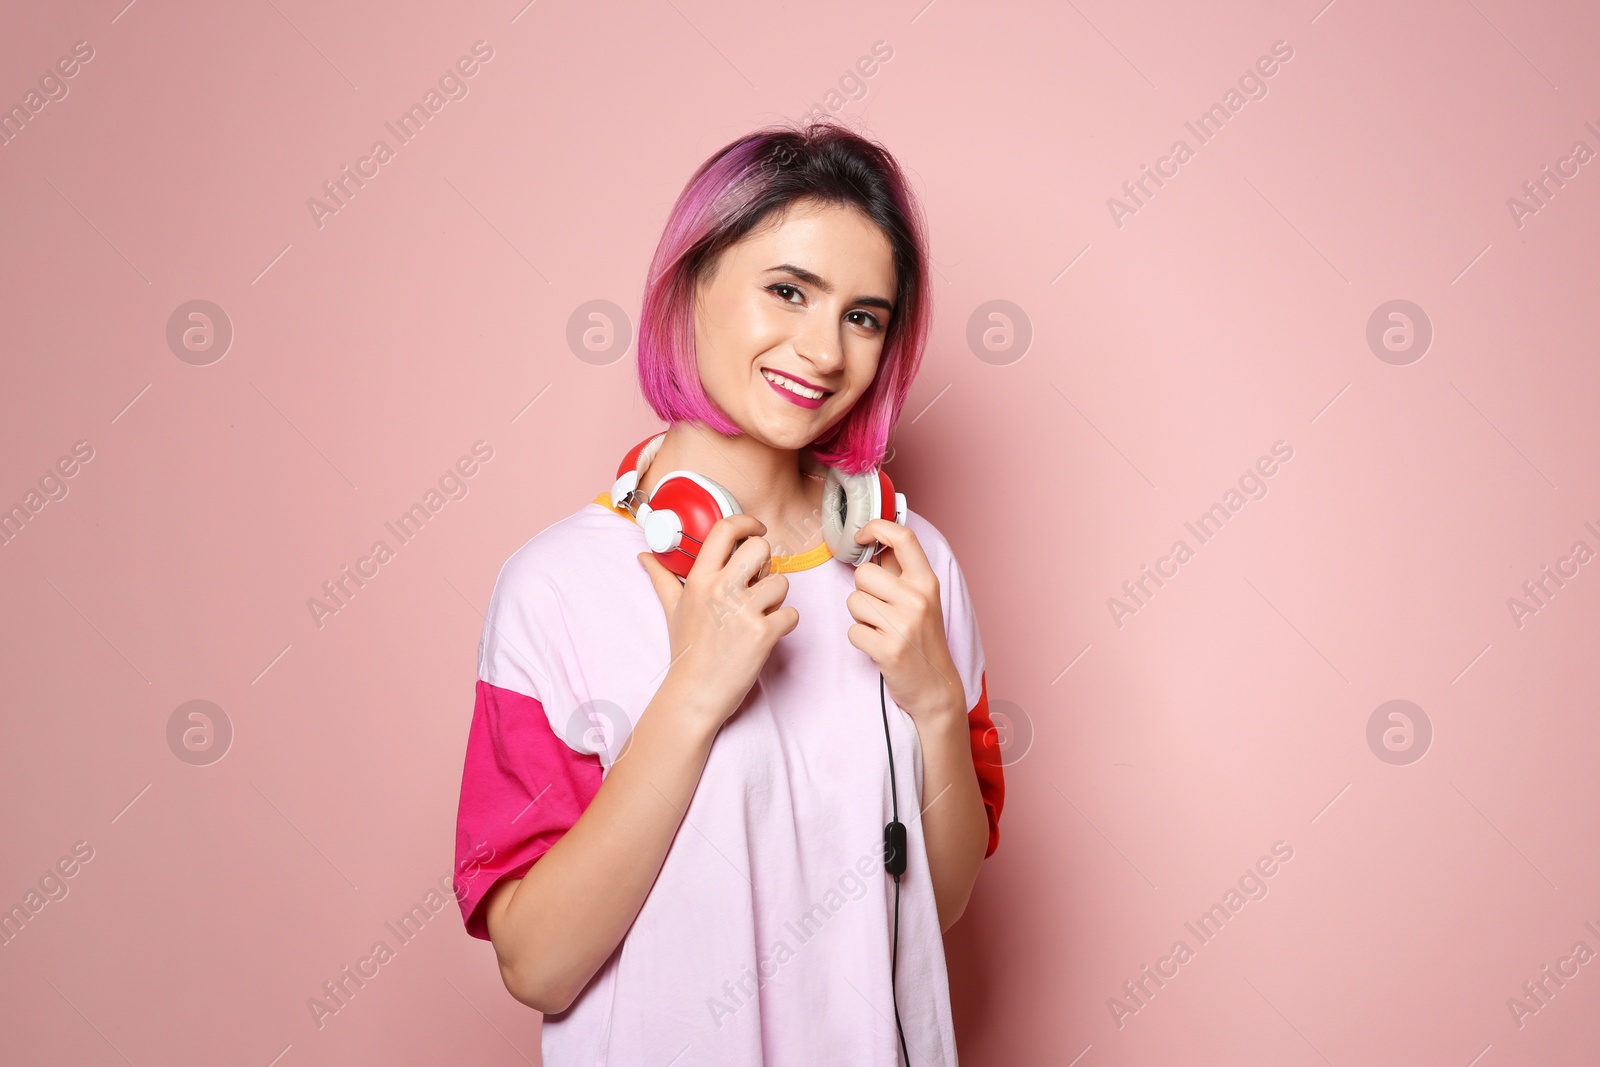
top-left (914, 698), bottom-right (988, 932)
top-left (488, 682), bottom-right (720, 1012)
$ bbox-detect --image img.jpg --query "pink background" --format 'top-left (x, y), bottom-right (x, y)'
top-left (3, 0), bottom-right (1598, 1063)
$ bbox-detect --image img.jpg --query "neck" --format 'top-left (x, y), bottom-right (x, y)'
top-left (640, 421), bottom-right (826, 556)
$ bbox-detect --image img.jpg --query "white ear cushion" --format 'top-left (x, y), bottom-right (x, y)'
top-left (612, 431), bottom-right (669, 509)
top-left (635, 431), bottom-right (669, 472)
top-left (821, 468), bottom-right (882, 565)
top-left (820, 474), bottom-right (847, 558)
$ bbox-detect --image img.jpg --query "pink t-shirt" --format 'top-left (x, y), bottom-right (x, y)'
top-left (453, 491), bottom-right (1004, 1065)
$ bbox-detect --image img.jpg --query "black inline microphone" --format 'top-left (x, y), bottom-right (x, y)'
top-left (883, 820), bottom-right (907, 876)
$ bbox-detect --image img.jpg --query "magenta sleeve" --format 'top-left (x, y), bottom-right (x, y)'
top-left (453, 678), bottom-right (604, 941)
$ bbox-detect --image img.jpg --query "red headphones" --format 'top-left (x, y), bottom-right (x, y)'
top-left (610, 431), bottom-right (907, 580)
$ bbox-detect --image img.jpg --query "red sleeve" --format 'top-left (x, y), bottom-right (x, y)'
top-left (967, 671), bottom-right (1005, 859)
top-left (453, 679), bottom-right (604, 940)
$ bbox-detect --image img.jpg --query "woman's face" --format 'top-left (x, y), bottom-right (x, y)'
top-left (692, 197), bottom-right (897, 451)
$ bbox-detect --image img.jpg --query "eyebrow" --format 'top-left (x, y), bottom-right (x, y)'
top-left (763, 263), bottom-right (895, 314)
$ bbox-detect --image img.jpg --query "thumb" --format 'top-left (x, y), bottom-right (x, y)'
top-left (637, 551), bottom-right (683, 613)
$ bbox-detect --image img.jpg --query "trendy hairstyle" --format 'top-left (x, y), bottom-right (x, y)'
top-left (636, 120), bottom-right (932, 476)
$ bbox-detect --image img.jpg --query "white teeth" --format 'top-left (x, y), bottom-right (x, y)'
top-left (761, 369), bottom-right (826, 400)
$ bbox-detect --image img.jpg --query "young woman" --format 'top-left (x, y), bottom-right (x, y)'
top-left (453, 121), bottom-right (1004, 1066)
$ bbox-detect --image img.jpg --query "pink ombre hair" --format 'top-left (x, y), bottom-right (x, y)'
top-left (635, 121), bottom-right (932, 476)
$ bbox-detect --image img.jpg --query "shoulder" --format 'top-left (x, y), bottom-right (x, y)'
top-left (899, 505), bottom-right (963, 581)
top-left (479, 500), bottom-right (638, 686)
top-left (491, 500), bottom-right (637, 600)
top-left (901, 505), bottom-right (987, 709)
top-left (898, 504), bottom-right (980, 623)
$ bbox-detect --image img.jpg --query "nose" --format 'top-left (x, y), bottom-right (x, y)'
top-left (793, 311), bottom-right (846, 377)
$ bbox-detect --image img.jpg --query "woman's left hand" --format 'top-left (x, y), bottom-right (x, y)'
top-left (846, 519), bottom-right (966, 728)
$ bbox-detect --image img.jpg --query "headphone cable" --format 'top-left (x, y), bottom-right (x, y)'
top-left (879, 670), bottom-right (912, 1066)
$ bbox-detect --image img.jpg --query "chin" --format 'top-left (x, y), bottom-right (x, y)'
top-left (761, 427), bottom-right (822, 452)
top-left (742, 410), bottom-right (823, 451)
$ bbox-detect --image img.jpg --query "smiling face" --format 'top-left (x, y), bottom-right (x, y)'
top-left (691, 197), bottom-right (898, 451)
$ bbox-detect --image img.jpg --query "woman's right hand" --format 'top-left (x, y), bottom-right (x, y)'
top-left (637, 514), bottom-right (799, 734)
